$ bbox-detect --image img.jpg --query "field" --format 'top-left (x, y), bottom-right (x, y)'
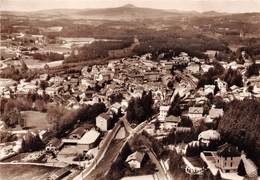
top-left (24, 59), bottom-right (64, 69)
top-left (0, 164), bottom-right (60, 180)
top-left (21, 111), bottom-right (51, 130)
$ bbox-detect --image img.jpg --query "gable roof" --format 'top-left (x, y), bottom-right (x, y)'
top-left (241, 154), bottom-right (258, 178)
top-left (165, 115), bottom-right (181, 123)
top-left (209, 108), bottom-right (224, 119)
top-left (126, 151), bottom-right (145, 163)
top-left (69, 127), bottom-right (86, 138)
top-left (189, 107), bottom-right (203, 114)
top-left (78, 128), bottom-right (100, 145)
top-left (217, 143), bottom-right (240, 157)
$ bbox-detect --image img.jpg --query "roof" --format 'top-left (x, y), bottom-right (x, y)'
top-left (241, 154), bottom-right (258, 178)
top-left (165, 115), bottom-right (181, 123)
top-left (126, 151), bottom-right (145, 163)
top-left (175, 127), bottom-right (192, 133)
top-left (78, 128), bottom-right (100, 145)
top-left (198, 130), bottom-right (220, 141)
top-left (121, 175), bottom-right (155, 180)
top-left (97, 112), bottom-right (112, 120)
top-left (69, 127), bottom-right (86, 138)
top-left (209, 108), bottom-right (224, 119)
top-left (49, 168), bottom-right (71, 179)
top-left (160, 105), bottom-right (170, 111)
top-left (217, 143), bottom-right (240, 157)
top-left (188, 107), bottom-right (203, 114)
top-left (111, 102), bottom-right (121, 109)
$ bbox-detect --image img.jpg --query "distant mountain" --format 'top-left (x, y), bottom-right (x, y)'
top-left (202, 11), bottom-right (228, 16)
top-left (77, 4), bottom-right (180, 20)
top-left (1, 4), bottom-right (259, 21)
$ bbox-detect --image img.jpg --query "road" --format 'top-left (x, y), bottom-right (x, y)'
top-left (73, 119), bottom-right (148, 180)
top-left (85, 139), bottom-right (126, 180)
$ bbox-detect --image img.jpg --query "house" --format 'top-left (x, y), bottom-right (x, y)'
top-left (209, 106), bottom-right (224, 119)
top-left (158, 105), bottom-right (170, 121)
top-left (126, 151), bottom-right (145, 169)
top-left (215, 78), bottom-right (227, 94)
top-left (240, 153), bottom-right (258, 178)
top-left (204, 85), bottom-right (215, 95)
top-left (46, 138), bottom-right (63, 153)
top-left (187, 62), bottom-right (200, 74)
top-left (45, 87), bottom-right (60, 96)
top-left (213, 143), bottom-right (241, 173)
top-left (96, 112), bottom-right (113, 131)
top-left (144, 72), bottom-right (160, 82)
top-left (69, 127), bottom-right (86, 139)
top-left (247, 76), bottom-right (260, 88)
top-left (109, 102), bottom-right (121, 113)
top-left (160, 61), bottom-right (174, 70)
top-left (164, 115), bottom-right (181, 130)
top-left (81, 66), bottom-right (91, 78)
top-left (201, 64), bottom-right (214, 73)
top-left (188, 107), bottom-right (203, 121)
top-left (48, 168), bottom-right (71, 180)
top-left (77, 128), bottom-right (100, 149)
top-left (198, 130), bottom-right (220, 146)
top-left (39, 74), bottom-right (49, 81)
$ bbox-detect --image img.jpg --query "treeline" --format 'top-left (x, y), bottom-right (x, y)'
top-left (218, 98), bottom-right (260, 174)
top-left (0, 94), bottom-right (49, 127)
top-left (63, 26), bottom-right (229, 63)
top-left (133, 33), bottom-right (227, 59)
top-left (47, 102), bottom-right (106, 136)
top-left (126, 91), bottom-right (154, 124)
top-left (197, 61), bottom-right (243, 88)
top-left (64, 40), bottom-right (133, 63)
top-left (31, 52), bottom-right (64, 62)
top-left (0, 65), bottom-right (37, 81)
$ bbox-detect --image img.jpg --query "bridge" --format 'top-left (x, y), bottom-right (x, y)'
top-left (73, 117), bottom-right (142, 180)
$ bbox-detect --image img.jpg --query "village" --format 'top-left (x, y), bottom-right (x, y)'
top-left (0, 21), bottom-right (260, 180)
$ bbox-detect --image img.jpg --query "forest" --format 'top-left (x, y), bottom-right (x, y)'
top-left (218, 98), bottom-right (260, 174)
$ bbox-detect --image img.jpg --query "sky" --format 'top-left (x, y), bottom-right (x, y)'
top-left (1, 0), bottom-right (260, 13)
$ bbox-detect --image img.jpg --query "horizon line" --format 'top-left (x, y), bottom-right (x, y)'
top-left (1, 4), bottom-right (260, 14)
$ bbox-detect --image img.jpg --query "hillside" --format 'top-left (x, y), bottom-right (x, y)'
top-left (74, 4), bottom-right (180, 20)
top-left (218, 99), bottom-right (260, 173)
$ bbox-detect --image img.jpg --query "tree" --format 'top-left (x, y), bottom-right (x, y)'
top-left (39, 80), bottom-right (48, 90)
top-left (246, 63), bottom-right (259, 78)
top-left (126, 91), bottom-right (154, 123)
top-left (22, 132), bottom-right (44, 152)
top-left (237, 160), bottom-right (246, 176)
top-left (169, 149), bottom-right (183, 174)
top-left (126, 98), bottom-right (135, 123)
top-left (2, 108), bottom-right (22, 127)
top-left (76, 103), bottom-right (106, 122)
top-left (179, 116), bottom-right (193, 127)
top-left (0, 130), bottom-right (16, 143)
top-left (218, 99), bottom-right (260, 173)
top-left (34, 99), bottom-right (47, 112)
top-left (197, 61), bottom-right (225, 88)
top-left (47, 105), bottom-right (78, 135)
top-left (224, 68), bottom-right (243, 88)
top-left (154, 119), bottom-right (161, 131)
top-left (168, 93), bottom-right (182, 117)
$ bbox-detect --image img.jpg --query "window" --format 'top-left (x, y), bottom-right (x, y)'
top-left (224, 162), bottom-right (226, 166)
top-left (230, 162), bottom-right (232, 167)
top-left (231, 157), bottom-right (233, 160)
